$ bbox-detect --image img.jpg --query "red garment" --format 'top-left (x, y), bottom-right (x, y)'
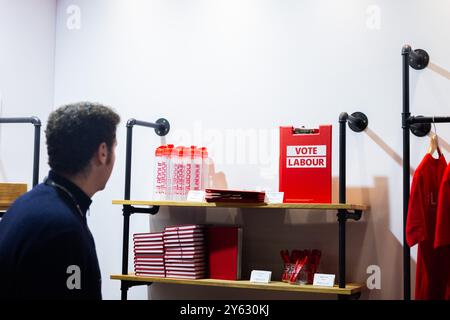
top-left (434, 163), bottom-right (450, 299)
top-left (406, 153), bottom-right (447, 300)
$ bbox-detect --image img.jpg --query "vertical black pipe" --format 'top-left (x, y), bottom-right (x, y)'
top-left (32, 122), bottom-right (41, 187)
top-left (338, 113), bottom-right (348, 289)
top-left (121, 124), bottom-right (134, 300)
top-left (125, 123), bottom-right (134, 200)
top-left (402, 45), bottom-right (411, 300)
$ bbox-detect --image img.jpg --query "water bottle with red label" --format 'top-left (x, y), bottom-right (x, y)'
top-left (153, 146), bottom-right (167, 200)
top-left (170, 146), bottom-right (185, 201)
top-left (183, 147), bottom-right (193, 200)
top-left (191, 146), bottom-right (202, 191)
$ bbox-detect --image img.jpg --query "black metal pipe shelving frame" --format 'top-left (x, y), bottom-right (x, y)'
top-left (118, 113), bottom-right (368, 300)
top-left (401, 45), bottom-right (450, 300)
top-left (0, 117), bottom-right (41, 217)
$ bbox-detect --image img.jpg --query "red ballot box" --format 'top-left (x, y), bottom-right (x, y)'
top-left (279, 125), bottom-right (332, 203)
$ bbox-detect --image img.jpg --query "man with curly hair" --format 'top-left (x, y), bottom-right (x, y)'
top-left (0, 102), bottom-right (120, 300)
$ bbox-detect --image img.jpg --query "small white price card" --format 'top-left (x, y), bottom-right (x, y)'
top-left (313, 273), bottom-right (336, 287)
top-left (187, 190), bottom-right (206, 202)
top-left (250, 270), bottom-right (272, 284)
top-left (265, 192), bottom-right (284, 204)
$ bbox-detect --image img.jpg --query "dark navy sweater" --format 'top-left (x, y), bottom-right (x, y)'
top-left (0, 171), bottom-right (102, 299)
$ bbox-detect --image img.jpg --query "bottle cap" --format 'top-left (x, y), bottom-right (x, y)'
top-left (155, 146), bottom-right (166, 156)
top-left (200, 147), bottom-right (208, 158)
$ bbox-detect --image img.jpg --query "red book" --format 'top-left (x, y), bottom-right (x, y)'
top-left (166, 261), bottom-right (205, 266)
top-left (135, 272), bottom-right (166, 277)
top-left (207, 226), bottom-right (242, 280)
top-left (164, 236), bottom-right (204, 243)
top-left (134, 250), bottom-right (164, 254)
top-left (134, 262), bottom-right (165, 267)
top-left (133, 254), bottom-right (163, 259)
top-left (134, 240), bottom-right (165, 245)
top-left (165, 254), bottom-right (205, 259)
top-left (164, 241), bottom-right (204, 248)
top-left (166, 266), bottom-right (206, 271)
top-left (165, 258), bottom-right (205, 264)
top-left (135, 265), bottom-right (165, 271)
top-left (166, 272), bottom-right (205, 279)
top-left (133, 232), bottom-right (164, 240)
top-left (165, 225), bottom-right (205, 232)
top-left (164, 230), bottom-right (204, 237)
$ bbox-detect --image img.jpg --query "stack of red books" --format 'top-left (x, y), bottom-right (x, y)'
top-left (163, 225), bottom-right (207, 279)
top-left (205, 188), bottom-right (266, 203)
top-left (133, 232), bottom-right (165, 277)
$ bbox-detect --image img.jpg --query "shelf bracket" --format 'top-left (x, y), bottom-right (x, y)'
top-left (123, 204), bottom-right (160, 216)
top-left (337, 209), bottom-right (362, 222)
top-left (338, 292), bottom-right (361, 300)
top-left (121, 280), bottom-right (153, 291)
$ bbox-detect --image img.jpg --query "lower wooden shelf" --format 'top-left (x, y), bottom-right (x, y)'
top-left (111, 274), bottom-right (363, 295)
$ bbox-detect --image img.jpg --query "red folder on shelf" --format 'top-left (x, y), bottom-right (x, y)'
top-left (207, 226), bottom-right (242, 280)
top-left (279, 125), bottom-right (332, 203)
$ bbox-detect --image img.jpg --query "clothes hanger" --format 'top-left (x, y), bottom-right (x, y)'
top-left (427, 121), bottom-right (440, 157)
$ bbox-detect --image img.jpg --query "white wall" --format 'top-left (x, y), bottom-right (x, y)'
top-left (53, 0), bottom-right (450, 300)
top-left (0, 0), bottom-right (56, 188)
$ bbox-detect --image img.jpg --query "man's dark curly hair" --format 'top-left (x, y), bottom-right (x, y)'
top-left (46, 102), bottom-right (120, 175)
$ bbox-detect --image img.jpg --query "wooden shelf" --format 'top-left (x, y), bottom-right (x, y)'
top-left (112, 200), bottom-right (368, 211)
top-left (0, 183), bottom-right (27, 211)
top-left (111, 274), bottom-right (363, 295)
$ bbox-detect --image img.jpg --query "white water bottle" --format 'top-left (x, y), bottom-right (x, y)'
top-left (171, 146), bottom-right (185, 201)
top-left (164, 144), bottom-right (174, 200)
top-left (191, 146), bottom-right (202, 191)
top-left (153, 146), bottom-right (167, 200)
top-left (183, 147), bottom-right (193, 200)
top-left (200, 147), bottom-right (211, 190)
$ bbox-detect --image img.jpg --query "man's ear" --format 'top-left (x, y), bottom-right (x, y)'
top-left (96, 142), bottom-right (108, 165)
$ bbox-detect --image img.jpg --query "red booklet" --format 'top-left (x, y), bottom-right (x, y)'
top-left (165, 254), bottom-right (205, 260)
top-left (134, 262), bottom-right (165, 267)
top-left (134, 240), bottom-right (165, 245)
top-left (135, 272), bottom-right (166, 277)
top-left (164, 236), bottom-right (204, 243)
top-left (134, 250), bottom-right (164, 254)
top-left (207, 226), bottom-right (242, 280)
top-left (134, 254), bottom-right (163, 259)
top-left (166, 260), bottom-right (205, 266)
top-left (164, 241), bottom-right (204, 248)
top-left (166, 272), bottom-right (205, 279)
top-left (165, 225), bottom-right (205, 231)
top-left (133, 232), bottom-right (164, 239)
top-left (164, 230), bottom-right (204, 237)
top-left (165, 257), bottom-right (204, 262)
top-left (135, 265), bottom-right (165, 271)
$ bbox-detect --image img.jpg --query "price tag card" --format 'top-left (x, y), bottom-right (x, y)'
top-left (250, 270), bottom-right (272, 284)
top-left (187, 190), bottom-right (206, 202)
top-left (265, 192), bottom-right (284, 204)
top-left (313, 273), bottom-right (335, 287)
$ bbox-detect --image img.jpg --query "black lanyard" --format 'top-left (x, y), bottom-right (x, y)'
top-left (44, 177), bottom-right (84, 218)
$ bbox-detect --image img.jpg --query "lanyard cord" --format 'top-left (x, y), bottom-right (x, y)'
top-left (44, 178), bottom-right (84, 218)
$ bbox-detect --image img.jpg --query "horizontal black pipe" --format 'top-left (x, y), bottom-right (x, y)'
top-left (127, 119), bottom-right (162, 130)
top-left (0, 117), bottom-right (41, 125)
top-left (408, 116), bottom-right (450, 124)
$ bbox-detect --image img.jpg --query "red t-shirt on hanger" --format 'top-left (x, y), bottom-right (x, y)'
top-left (434, 163), bottom-right (450, 300)
top-left (406, 153), bottom-right (447, 300)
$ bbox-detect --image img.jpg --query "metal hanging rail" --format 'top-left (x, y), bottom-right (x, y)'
top-left (0, 117), bottom-right (41, 187)
top-left (401, 44), bottom-right (450, 300)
